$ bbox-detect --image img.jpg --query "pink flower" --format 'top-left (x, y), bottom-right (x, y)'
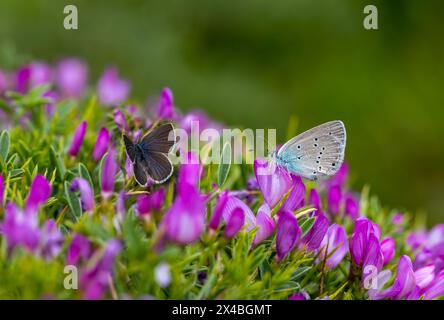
top-left (254, 158), bottom-right (292, 209)
top-left (380, 237), bottom-right (395, 265)
top-left (252, 204), bottom-right (275, 247)
top-left (301, 212), bottom-right (329, 251)
top-left (71, 178), bottom-right (95, 213)
top-left (101, 148), bottom-right (118, 199)
top-left (56, 58), bottom-right (88, 97)
top-left (68, 121), bottom-right (87, 157)
top-left (137, 188), bottom-right (165, 215)
top-left (97, 67), bottom-right (130, 106)
top-left (157, 87), bottom-right (175, 119)
top-left (224, 207), bottom-right (245, 239)
top-left (92, 128), bottom-right (110, 161)
top-left (318, 224), bottom-right (348, 268)
top-left (25, 175), bottom-right (52, 214)
top-left (276, 210), bottom-right (301, 261)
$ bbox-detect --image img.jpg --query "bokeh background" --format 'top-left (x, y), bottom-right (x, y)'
top-left (0, 0), bottom-right (443, 224)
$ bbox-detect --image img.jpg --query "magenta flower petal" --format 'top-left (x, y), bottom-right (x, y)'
top-left (113, 108), bottom-right (130, 132)
top-left (252, 204), bottom-right (275, 247)
top-left (276, 210), bottom-right (301, 261)
top-left (25, 175), bottom-right (52, 214)
top-left (2, 203), bottom-right (40, 252)
top-left (380, 237), bottom-right (395, 266)
top-left (344, 192), bottom-right (360, 220)
top-left (178, 151), bottom-right (201, 190)
top-left (302, 212), bottom-right (329, 251)
top-left (327, 162), bottom-right (348, 188)
top-left (370, 255), bottom-right (416, 300)
top-left (137, 188), bottom-right (165, 216)
top-left (15, 65), bottom-right (31, 93)
top-left (71, 178), bottom-right (95, 213)
top-left (209, 190), bottom-right (229, 230)
top-left (281, 175), bottom-right (306, 211)
top-left (164, 183), bottom-right (206, 244)
top-left (97, 67), bottom-right (130, 106)
top-left (254, 158), bottom-right (292, 209)
top-left (414, 265), bottom-right (435, 289)
top-left (67, 234), bottom-right (92, 265)
top-left (80, 239), bottom-right (121, 300)
top-left (362, 233), bottom-right (384, 274)
top-left (319, 224), bottom-right (348, 269)
top-left (179, 110), bottom-right (211, 134)
top-left (224, 207), bottom-right (245, 239)
top-left (93, 127), bottom-right (110, 161)
top-left (327, 185), bottom-right (342, 215)
top-left (101, 148), bottom-right (118, 199)
top-left (309, 188), bottom-right (322, 211)
top-left (222, 195), bottom-right (256, 231)
top-left (157, 87), bottom-right (174, 119)
top-left (15, 62), bottom-right (52, 93)
top-left (350, 218), bottom-right (382, 267)
top-left (125, 156), bottom-right (134, 178)
top-left (39, 219), bottom-right (64, 260)
top-left (56, 58), bottom-right (88, 97)
top-left (68, 121), bottom-right (87, 157)
top-left (289, 291), bottom-right (309, 300)
top-left (422, 269), bottom-right (444, 300)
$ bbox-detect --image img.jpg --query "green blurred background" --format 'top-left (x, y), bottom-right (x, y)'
top-left (0, 0), bottom-right (443, 224)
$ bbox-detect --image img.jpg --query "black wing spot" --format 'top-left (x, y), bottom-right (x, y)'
top-left (297, 145), bottom-right (301, 150)
top-left (332, 163), bottom-right (336, 167)
top-left (314, 143), bottom-right (318, 147)
top-left (314, 138), bottom-right (318, 141)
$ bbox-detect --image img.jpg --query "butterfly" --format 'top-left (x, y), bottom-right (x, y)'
top-left (271, 120), bottom-right (346, 181)
top-left (123, 123), bottom-right (176, 186)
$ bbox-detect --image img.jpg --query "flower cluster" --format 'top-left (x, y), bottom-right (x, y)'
top-left (0, 59), bottom-right (443, 300)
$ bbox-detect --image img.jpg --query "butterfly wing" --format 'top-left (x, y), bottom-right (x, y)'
top-left (140, 123), bottom-right (176, 154)
top-left (276, 120), bottom-right (346, 180)
top-left (134, 158), bottom-right (148, 186)
top-left (123, 134), bottom-right (136, 162)
top-left (145, 152), bottom-right (174, 184)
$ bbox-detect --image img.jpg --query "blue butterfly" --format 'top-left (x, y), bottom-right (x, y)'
top-left (271, 120), bottom-right (346, 180)
top-left (123, 123), bottom-right (176, 186)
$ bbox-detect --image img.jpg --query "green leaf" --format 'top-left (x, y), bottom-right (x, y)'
top-left (0, 130), bottom-right (10, 163)
top-left (9, 168), bottom-right (24, 178)
top-left (49, 146), bottom-right (66, 181)
top-left (291, 266), bottom-right (312, 281)
top-left (196, 271), bottom-right (217, 299)
top-left (122, 211), bottom-right (147, 258)
top-left (64, 181), bottom-right (82, 220)
top-left (79, 163), bottom-right (94, 189)
top-left (217, 142), bottom-right (232, 186)
top-left (98, 153), bottom-right (107, 189)
top-left (300, 217), bottom-right (316, 237)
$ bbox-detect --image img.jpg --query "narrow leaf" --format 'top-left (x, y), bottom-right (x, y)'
top-left (217, 142), bottom-right (232, 186)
